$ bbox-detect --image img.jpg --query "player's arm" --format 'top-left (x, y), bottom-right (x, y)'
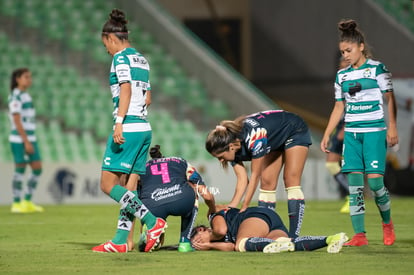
top-left (210, 213), bottom-right (228, 240)
top-left (384, 91), bottom-right (398, 147)
top-left (321, 101), bottom-right (345, 153)
top-left (113, 82), bottom-right (131, 144)
top-left (228, 162), bottom-right (248, 208)
top-left (240, 156), bottom-right (264, 211)
top-left (145, 90), bottom-right (151, 107)
top-left (12, 113), bottom-right (33, 154)
top-left (204, 242), bottom-right (235, 251)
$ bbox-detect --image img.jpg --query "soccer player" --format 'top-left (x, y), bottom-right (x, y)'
top-left (205, 110), bottom-right (311, 238)
top-left (320, 19), bottom-right (397, 246)
top-left (92, 9), bottom-right (166, 253)
top-left (190, 206), bottom-right (348, 253)
top-left (132, 145), bottom-right (216, 252)
top-left (8, 68), bottom-right (44, 213)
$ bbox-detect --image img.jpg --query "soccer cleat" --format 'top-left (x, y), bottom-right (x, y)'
top-left (144, 218), bottom-right (167, 252)
top-left (344, 233), bottom-right (368, 246)
top-left (21, 200), bottom-right (44, 213)
top-left (327, 232), bottom-right (348, 253)
top-left (11, 202), bottom-right (27, 213)
top-left (339, 196), bottom-right (350, 214)
top-left (382, 220), bottom-right (395, 246)
top-left (263, 237), bottom-right (295, 253)
top-left (178, 242), bottom-right (194, 252)
top-left (92, 241), bottom-right (128, 253)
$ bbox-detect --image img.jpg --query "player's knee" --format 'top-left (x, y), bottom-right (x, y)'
top-left (286, 186), bottom-right (304, 200)
top-left (236, 238), bottom-right (248, 252)
top-left (325, 161), bottom-right (341, 175)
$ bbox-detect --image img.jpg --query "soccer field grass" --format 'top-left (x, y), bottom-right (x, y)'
top-left (1, 198), bottom-right (413, 274)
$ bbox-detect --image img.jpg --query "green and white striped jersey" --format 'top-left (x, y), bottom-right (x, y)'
top-left (8, 88), bottom-right (36, 143)
top-left (335, 59), bottom-right (393, 133)
top-left (109, 47), bottom-right (151, 132)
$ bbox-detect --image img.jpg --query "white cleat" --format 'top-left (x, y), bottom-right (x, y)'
top-left (327, 232), bottom-right (349, 253)
top-left (263, 237), bottom-right (295, 253)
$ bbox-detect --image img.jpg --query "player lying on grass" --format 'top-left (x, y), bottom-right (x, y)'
top-left (190, 207), bottom-right (348, 253)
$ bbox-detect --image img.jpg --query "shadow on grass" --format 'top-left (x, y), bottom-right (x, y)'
top-left (63, 241), bottom-right (180, 251)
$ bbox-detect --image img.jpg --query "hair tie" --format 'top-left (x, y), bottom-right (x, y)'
top-left (215, 125), bottom-right (226, 131)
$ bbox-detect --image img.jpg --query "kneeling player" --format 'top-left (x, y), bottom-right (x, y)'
top-left (133, 145), bottom-right (216, 252)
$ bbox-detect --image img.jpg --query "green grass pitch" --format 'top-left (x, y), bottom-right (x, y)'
top-left (1, 198), bottom-right (413, 274)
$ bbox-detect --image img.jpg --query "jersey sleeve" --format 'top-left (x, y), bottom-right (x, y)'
top-left (245, 126), bottom-right (268, 158)
top-left (375, 63), bottom-right (393, 93)
top-left (113, 53), bottom-right (131, 84)
top-left (334, 74), bottom-right (345, 101)
top-left (9, 95), bottom-right (22, 114)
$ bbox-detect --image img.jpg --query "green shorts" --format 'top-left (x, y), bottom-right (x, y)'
top-left (342, 130), bottom-right (387, 175)
top-left (10, 141), bottom-right (42, 164)
top-left (101, 130), bottom-right (152, 174)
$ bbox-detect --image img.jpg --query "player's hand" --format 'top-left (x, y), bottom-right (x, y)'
top-left (24, 141), bottom-right (34, 155)
top-left (113, 124), bottom-right (125, 144)
top-left (192, 239), bottom-right (211, 251)
top-left (387, 125), bottom-right (398, 147)
top-left (320, 136), bottom-right (330, 153)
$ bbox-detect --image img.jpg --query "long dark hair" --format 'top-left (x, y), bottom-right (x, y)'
top-left (205, 115), bottom-right (245, 168)
top-left (150, 145), bottom-right (164, 159)
top-left (338, 19), bottom-right (372, 58)
top-left (10, 68), bottom-right (29, 92)
top-left (102, 9), bottom-right (129, 41)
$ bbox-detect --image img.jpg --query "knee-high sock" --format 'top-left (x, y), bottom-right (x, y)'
top-left (258, 189), bottom-right (276, 210)
top-left (109, 185), bottom-right (156, 228)
top-left (293, 236), bottom-right (327, 251)
top-left (286, 186), bottom-right (305, 238)
top-left (112, 208), bottom-right (135, 245)
top-left (12, 167), bottom-right (25, 203)
top-left (239, 237), bottom-right (275, 252)
top-left (181, 200), bottom-right (199, 243)
top-left (348, 173), bottom-right (366, 233)
top-left (25, 169), bottom-right (42, 201)
top-left (368, 177), bottom-right (391, 224)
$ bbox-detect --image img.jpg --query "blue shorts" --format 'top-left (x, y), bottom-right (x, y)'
top-left (10, 141), bottom-right (42, 164)
top-left (140, 183), bottom-right (196, 219)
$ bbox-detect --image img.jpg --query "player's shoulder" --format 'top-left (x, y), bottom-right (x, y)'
top-left (366, 59), bottom-right (382, 66)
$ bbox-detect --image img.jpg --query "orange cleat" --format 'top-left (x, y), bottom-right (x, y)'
top-left (145, 218), bottom-right (167, 252)
top-left (382, 220), bottom-right (395, 246)
top-left (344, 233), bottom-right (368, 246)
top-left (92, 241), bottom-right (127, 253)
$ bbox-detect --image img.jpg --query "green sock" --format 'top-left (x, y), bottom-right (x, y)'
top-left (12, 167), bottom-right (25, 203)
top-left (368, 177), bottom-right (391, 224)
top-left (109, 186), bottom-right (156, 229)
top-left (135, 190), bottom-right (156, 229)
top-left (25, 169), bottom-right (41, 201)
top-left (112, 209), bottom-right (134, 245)
top-left (348, 173), bottom-right (365, 233)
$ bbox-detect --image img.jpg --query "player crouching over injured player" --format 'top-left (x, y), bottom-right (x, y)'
top-left (190, 207), bottom-right (348, 253)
